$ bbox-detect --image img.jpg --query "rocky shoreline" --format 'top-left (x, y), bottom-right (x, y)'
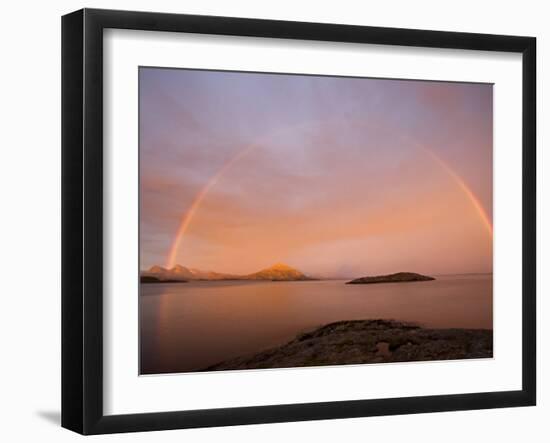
top-left (203, 319), bottom-right (493, 371)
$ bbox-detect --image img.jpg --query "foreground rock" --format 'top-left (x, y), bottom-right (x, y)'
top-left (346, 272), bottom-right (435, 285)
top-left (203, 320), bottom-right (492, 371)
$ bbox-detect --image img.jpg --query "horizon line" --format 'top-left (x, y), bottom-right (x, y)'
top-left (140, 264), bottom-right (493, 278)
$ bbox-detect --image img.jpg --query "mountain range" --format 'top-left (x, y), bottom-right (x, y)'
top-left (141, 263), bottom-right (314, 282)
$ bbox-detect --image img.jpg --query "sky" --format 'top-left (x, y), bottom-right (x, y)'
top-left (139, 67), bottom-right (493, 278)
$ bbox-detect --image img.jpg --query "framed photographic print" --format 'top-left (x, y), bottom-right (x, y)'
top-left (61, 8), bottom-right (536, 434)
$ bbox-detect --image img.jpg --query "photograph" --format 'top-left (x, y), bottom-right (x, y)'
top-left (138, 67), bottom-right (494, 375)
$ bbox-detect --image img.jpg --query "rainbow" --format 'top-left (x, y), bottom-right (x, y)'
top-left (165, 131), bottom-right (492, 268)
top-left (165, 142), bottom-right (258, 268)
top-left (165, 120), bottom-right (320, 268)
top-left (414, 142), bottom-right (493, 237)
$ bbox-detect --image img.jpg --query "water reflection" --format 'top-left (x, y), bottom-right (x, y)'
top-left (140, 275), bottom-right (492, 374)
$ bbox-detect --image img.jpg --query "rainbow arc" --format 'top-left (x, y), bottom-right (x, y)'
top-left (165, 131), bottom-right (492, 269)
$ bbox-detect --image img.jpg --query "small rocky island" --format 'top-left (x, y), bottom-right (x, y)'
top-left (346, 272), bottom-right (435, 285)
top-left (203, 320), bottom-right (492, 371)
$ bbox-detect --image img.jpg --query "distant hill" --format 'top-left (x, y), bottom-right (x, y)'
top-left (170, 264), bottom-right (238, 281)
top-left (140, 275), bottom-right (187, 284)
top-left (141, 263), bottom-right (314, 282)
top-left (346, 272), bottom-right (435, 285)
top-left (244, 263), bottom-right (312, 281)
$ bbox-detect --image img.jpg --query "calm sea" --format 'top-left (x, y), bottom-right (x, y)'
top-left (140, 274), bottom-right (492, 374)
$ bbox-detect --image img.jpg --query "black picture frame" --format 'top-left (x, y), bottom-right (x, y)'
top-left (62, 8), bottom-right (536, 435)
